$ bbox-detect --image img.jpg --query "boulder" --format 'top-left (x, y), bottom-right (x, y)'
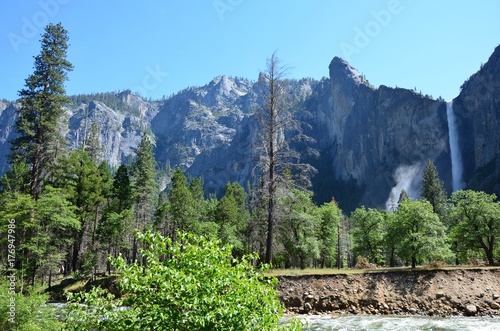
top-left (464, 304), bottom-right (477, 316)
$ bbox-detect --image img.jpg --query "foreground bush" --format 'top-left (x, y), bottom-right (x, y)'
top-left (0, 277), bottom-right (64, 331)
top-left (65, 231), bottom-right (301, 330)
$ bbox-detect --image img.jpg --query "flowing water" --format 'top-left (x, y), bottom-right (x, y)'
top-left (284, 315), bottom-right (499, 331)
top-left (446, 100), bottom-right (465, 191)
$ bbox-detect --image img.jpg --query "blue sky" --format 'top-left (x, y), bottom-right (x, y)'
top-left (1, 1), bottom-right (499, 101)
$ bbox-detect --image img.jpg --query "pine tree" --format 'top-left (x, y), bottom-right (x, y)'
top-left (62, 149), bottom-right (110, 273)
top-left (214, 183), bottom-right (249, 256)
top-left (168, 169), bottom-right (198, 237)
top-left (420, 160), bottom-right (447, 214)
top-left (112, 164), bottom-right (133, 213)
top-left (10, 23), bottom-right (73, 199)
top-left (131, 133), bottom-right (157, 262)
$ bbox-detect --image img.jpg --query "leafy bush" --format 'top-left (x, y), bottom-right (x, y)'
top-left (65, 231), bottom-right (302, 330)
top-left (0, 277), bottom-right (64, 331)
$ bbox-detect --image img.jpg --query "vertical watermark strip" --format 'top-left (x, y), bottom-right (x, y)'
top-left (6, 218), bottom-right (16, 324)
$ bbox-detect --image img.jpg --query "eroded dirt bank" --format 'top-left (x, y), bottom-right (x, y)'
top-left (276, 268), bottom-right (500, 316)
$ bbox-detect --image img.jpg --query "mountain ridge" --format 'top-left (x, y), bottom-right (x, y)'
top-left (1, 46), bottom-right (499, 211)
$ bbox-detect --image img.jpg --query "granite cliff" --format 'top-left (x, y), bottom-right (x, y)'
top-left (1, 46), bottom-right (499, 211)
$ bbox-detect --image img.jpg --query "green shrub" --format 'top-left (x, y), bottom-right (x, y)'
top-left (0, 277), bottom-right (64, 331)
top-left (65, 231), bottom-right (302, 330)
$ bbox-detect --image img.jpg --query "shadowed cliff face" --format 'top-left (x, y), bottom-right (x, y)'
top-left (0, 47), bottom-right (499, 211)
top-left (319, 58), bottom-right (451, 210)
top-left (453, 45), bottom-right (500, 196)
top-left (0, 101), bottom-right (18, 174)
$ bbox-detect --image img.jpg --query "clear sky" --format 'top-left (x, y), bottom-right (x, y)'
top-left (1, 1), bottom-right (499, 101)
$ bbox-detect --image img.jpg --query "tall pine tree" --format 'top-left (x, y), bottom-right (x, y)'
top-left (131, 133), bottom-right (157, 262)
top-left (420, 160), bottom-right (447, 214)
top-left (10, 23), bottom-right (73, 199)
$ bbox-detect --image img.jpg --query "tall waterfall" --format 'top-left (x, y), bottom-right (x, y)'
top-left (446, 100), bottom-right (465, 191)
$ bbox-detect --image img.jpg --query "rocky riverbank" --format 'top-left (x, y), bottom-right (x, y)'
top-left (276, 268), bottom-right (500, 317)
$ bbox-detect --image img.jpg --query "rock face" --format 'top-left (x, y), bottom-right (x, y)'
top-left (453, 45), bottom-right (500, 195)
top-left (276, 268), bottom-right (500, 316)
top-left (1, 46), bottom-right (499, 210)
top-left (319, 58), bottom-right (451, 209)
top-left (0, 101), bottom-right (17, 175)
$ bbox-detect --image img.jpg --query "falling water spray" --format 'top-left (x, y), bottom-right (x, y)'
top-left (446, 100), bottom-right (465, 191)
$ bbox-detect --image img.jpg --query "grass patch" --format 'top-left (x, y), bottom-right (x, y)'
top-left (266, 265), bottom-right (500, 277)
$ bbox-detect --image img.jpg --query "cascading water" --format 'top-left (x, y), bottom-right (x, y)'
top-left (446, 100), bottom-right (465, 191)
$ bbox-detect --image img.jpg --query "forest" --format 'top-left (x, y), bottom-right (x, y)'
top-left (1, 22), bottom-right (499, 331)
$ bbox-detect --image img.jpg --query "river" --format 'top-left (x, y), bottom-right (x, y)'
top-left (283, 315), bottom-right (499, 330)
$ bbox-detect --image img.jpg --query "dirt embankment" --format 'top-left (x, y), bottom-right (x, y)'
top-left (276, 268), bottom-right (500, 317)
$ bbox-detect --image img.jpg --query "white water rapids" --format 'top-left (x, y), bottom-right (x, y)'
top-left (283, 315), bottom-right (499, 330)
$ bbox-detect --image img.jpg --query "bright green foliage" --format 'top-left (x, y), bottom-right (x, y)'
top-left (0, 279), bottom-right (64, 331)
top-left (351, 206), bottom-right (385, 265)
top-left (215, 182), bottom-right (249, 255)
top-left (420, 160), bottom-right (447, 215)
top-left (449, 190), bottom-right (500, 265)
top-left (277, 188), bottom-right (320, 269)
top-left (65, 231), bottom-right (302, 331)
top-left (393, 200), bottom-right (452, 268)
top-left (10, 22), bottom-right (73, 198)
top-left (33, 186), bottom-right (80, 279)
top-left (316, 201), bottom-right (341, 268)
top-left (0, 192), bottom-right (34, 273)
top-left (0, 187), bottom-right (78, 284)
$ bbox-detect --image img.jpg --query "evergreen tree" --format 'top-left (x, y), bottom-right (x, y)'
top-left (10, 23), bottom-right (73, 199)
top-left (59, 149), bottom-right (110, 273)
top-left (0, 187), bottom-right (78, 285)
top-left (168, 169), bottom-right (198, 237)
top-left (214, 183), bottom-right (249, 256)
top-left (99, 165), bottom-right (133, 273)
top-left (420, 160), bottom-right (447, 214)
top-left (111, 164), bottom-right (133, 213)
top-left (84, 121), bottom-right (103, 163)
top-left (131, 133), bottom-right (157, 262)
top-left (398, 189), bottom-right (410, 204)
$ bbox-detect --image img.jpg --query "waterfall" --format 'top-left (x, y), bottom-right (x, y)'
top-left (446, 100), bottom-right (465, 191)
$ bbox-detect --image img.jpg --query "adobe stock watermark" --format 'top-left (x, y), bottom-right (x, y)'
top-left (132, 65), bottom-right (168, 97)
top-left (213, 0), bottom-right (243, 21)
top-left (339, 0), bottom-right (409, 62)
top-left (7, 0), bottom-right (71, 54)
top-left (6, 219), bottom-right (17, 324)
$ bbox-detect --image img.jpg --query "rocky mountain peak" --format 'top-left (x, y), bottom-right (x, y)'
top-left (196, 76), bottom-right (253, 107)
top-left (329, 56), bottom-right (371, 87)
